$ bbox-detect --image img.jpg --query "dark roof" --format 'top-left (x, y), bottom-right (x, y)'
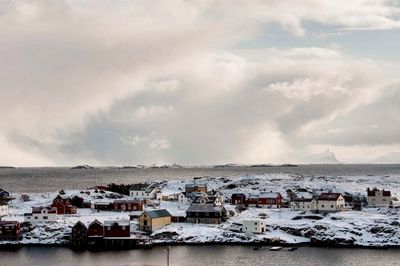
top-left (130, 183), bottom-right (150, 191)
top-left (0, 200), bottom-right (8, 206)
top-left (0, 221), bottom-right (18, 226)
top-left (144, 209), bottom-right (171, 218)
top-left (231, 193), bottom-right (246, 198)
top-left (32, 206), bottom-right (57, 214)
top-left (186, 204), bottom-right (224, 213)
top-left (73, 221), bottom-right (87, 229)
top-left (130, 183), bottom-right (158, 192)
top-left (89, 219), bottom-right (103, 227)
top-left (367, 188), bottom-right (391, 197)
top-left (113, 199), bottom-right (142, 204)
top-left (318, 193), bottom-right (342, 201)
top-left (293, 198), bottom-right (313, 202)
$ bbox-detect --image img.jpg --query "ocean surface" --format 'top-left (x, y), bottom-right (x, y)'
top-left (1, 164), bottom-right (400, 193)
top-left (1, 245), bottom-right (400, 266)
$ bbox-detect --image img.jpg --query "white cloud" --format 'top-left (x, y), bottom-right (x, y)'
top-left (1, 0), bottom-right (400, 165)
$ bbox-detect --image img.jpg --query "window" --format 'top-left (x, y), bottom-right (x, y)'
top-left (122, 226), bottom-right (126, 230)
top-left (34, 216), bottom-right (38, 220)
top-left (321, 205), bottom-right (325, 208)
top-left (43, 216), bottom-right (48, 220)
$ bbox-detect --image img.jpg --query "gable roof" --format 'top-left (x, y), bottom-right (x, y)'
top-left (89, 219), bottom-right (103, 227)
top-left (318, 193), bottom-right (342, 201)
top-left (32, 206), bottom-right (57, 214)
top-left (73, 221), bottom-right (87, 230)
top-left (143, 209), bottom-right (171, 218)
top-left (259, 192), bottom-right (281, 198)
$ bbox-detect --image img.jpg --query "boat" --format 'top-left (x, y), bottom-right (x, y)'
top-left (269, 246), bottom-right (282, 251)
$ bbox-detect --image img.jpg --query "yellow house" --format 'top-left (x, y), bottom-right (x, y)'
top-left (139, 209), bottom-right (172, 232)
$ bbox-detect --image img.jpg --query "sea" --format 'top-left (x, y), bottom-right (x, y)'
top-left (1, 164), bottom-right (400, 266)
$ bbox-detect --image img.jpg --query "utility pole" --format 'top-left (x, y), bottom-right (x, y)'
top-left (166, 246), bottom-right (170, 266)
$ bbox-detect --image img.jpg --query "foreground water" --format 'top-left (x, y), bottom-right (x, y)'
top-left (1, 164), bottom-right (400, 192)
top-left (1, 246), bottom-right (400, 266)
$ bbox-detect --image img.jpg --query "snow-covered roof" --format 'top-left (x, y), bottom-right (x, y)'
top-left (103, 220), bottom-right (130, 226)
top-left (259, 192), bottom-right (281, 198)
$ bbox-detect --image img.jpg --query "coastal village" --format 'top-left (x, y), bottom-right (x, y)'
top-left (0, 173), bottom-right (400, 249)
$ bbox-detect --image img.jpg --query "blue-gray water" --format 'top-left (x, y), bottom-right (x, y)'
top-left (1, 164), bottom-right (400, 193)
top-left (1, 246), bottom-right (400, 266)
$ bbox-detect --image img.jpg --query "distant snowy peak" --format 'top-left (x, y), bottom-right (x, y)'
top-left (304, 149), bottom-right (340, 164)
top-left (372, 152), bottom-right (400, 164)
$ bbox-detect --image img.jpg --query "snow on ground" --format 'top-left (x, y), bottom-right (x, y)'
top-left (2, 173), bottom-right (400, 246)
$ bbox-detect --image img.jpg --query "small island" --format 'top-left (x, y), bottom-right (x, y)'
top-left (1, 174), bottom-right (399, 250)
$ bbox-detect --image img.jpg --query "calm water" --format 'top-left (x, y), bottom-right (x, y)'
top-left (1, 164), bottom-right (400, 192)
top-left (1, 246), bottom-right (400, 266)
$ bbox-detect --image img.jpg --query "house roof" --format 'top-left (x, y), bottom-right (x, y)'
top-left (89, 219), bottom-right (103, 227)
top-left (32, 206), bottom-right (57, 214)
top-left (144, 209), bottom-right (171, 219)
top-left (186, 204), bottom-right (224, 213)
top-left (367, 188), bottom-right (391, 197)
top-left (113, 199), bottom-right (142, 204)
top-left (318, 193), bottom-right (342, 201)
top-left (94, 202), bottom-right (111, 206)
top-left (259, 192), bottom-right (281, 198)
top-left (231, 193), bottom-right (246, 198)
top-left (0, 221), bottom-right (18, 226)
top-left (103, 220), bottom-right (130, 226)
top-left (73, 221), bottom-right (87, 229)
top-left (293, 198), bottom-right (314, 202)
top-left (0, 200), bottom-right (8, 206)
top-left (130, 182), bottom-right (158, 192)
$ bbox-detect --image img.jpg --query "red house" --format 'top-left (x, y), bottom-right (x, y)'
top-left (231, 193), bottom-right (246, 205)
top-left (258, 192), bottom-right (283, 207)
top-left (87, 219), bottom-right (104, 237)
top-left (51, 195), bottom-right (77, 214)
top-left (103, 220), bottom-right (130, 238)
top-left (112, 200), bottom-right (143, 212)
top-left (0, 221), bottom-right (21, 240)
top-left (247, 194), bottom-right (259, 206)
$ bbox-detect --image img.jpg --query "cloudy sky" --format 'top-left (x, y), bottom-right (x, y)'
top-left (1, 0), bottom-right (400, 166)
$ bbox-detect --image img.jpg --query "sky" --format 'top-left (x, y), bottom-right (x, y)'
top-left (1, 0), bottom-right (400, 166)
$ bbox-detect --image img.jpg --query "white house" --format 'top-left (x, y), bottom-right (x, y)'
top-left (290, 198), bottom-right (317, 211)
top-left (242, 219), bottom-right (266, 234)
top-left (0, 201), bottom-right (9, 217)
top-left (316, 193), bottom-right (345, 212)
top-left (367, 188), bottom-right (391, 208)
top-left (24, 206), bottom-right (57, 223)
top-left (176, 192), bottom-right (188, 203)
top-left (129, 183), bottom-right (161, 200)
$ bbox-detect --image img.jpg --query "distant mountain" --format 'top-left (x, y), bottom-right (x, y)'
top-left (372, 152), bottom-right (400, 164)
top-left (71, 165), bottom-right (94, 170)
top-left (303, 149), bottom-right (340, 164)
